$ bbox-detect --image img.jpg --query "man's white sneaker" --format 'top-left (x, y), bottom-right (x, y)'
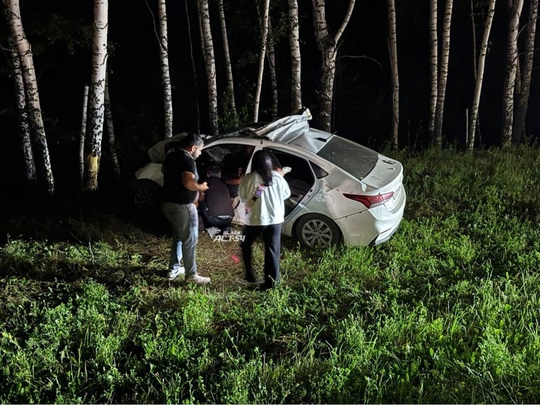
top-left (167, 266), bottom-right (185, 280)
top-left (186, 274), bottom-right (211, 285)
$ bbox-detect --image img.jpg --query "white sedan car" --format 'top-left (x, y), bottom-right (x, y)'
top-left (133, 110), bottom-right (406, 249)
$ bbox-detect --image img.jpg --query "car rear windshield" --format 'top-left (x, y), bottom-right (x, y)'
top-left (317, 136), bottom-right (378, 179)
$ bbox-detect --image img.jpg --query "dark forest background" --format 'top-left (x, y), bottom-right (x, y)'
top-left (1, 0), bottom-right (539, 196)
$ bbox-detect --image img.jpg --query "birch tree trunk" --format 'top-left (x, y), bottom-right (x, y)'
top-left (428, 0), bottom-right (438, 146)
top-left (253, 0), bottom-right (271, 123)
top-left (217, 0), bottom-right (238, 127)
top-left (4, 0), bottom-right (54, 195)
top-left (104, 74), bottom-right (121, 181)
top-left (197, 0), bottom-right (219, 135)
top-left (512, 0), bottom-right (538, 144)
top-left (387, 0), bottom-right (399, 150)
top-left (185, 0), bottom-right (201, 134)
top-left (8, 39), bottom-right (35, 183)
top-left (312, 0), bottom-right (356, 132)
top-left (266, 19), bottom-right (278, 120)
top-left (501, 0), bottom-right (524, 147)
top-left (434, 0), bottom-right (454, 148)
top-left (470, 0), bottom-right (478, 78)
top-left (79, 85), bottom-right (89, 188)
top-left (288, 0), bottom-right (302, 112)
top-left (468, 0), bottom-right (496, 151)
top-left (85, 0), bottom-right (108, 191)
top-left (158, 0), bottom-right (173, 138)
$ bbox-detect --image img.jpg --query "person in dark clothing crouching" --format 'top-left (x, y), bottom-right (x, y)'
top-left (199, 165), bottom-right (234, 234)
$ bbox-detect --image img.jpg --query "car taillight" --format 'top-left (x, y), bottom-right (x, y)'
top-left (343, 192), bottom-right (394, 208)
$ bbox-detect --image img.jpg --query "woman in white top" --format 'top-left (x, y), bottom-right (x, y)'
top-left (239, 150), bottom-right (291, 289)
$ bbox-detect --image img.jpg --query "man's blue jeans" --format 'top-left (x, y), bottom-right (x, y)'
top-left (161, 202), bottom-right (199, 277)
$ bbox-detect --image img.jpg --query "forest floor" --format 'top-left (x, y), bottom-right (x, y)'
top-left (0, 188), bottom-right (304, 288)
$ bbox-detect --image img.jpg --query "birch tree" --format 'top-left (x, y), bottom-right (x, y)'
top-left (4, 0), bottom-right (54, 195)
top-left (157, 0), bottom-right (173, 138)
top-left (288, 0), bottom-right (302, 112)
top-left (79, 85), bottom-right (89, 188)
top-left (312, 0), bottom-right (356, 132)
top-left (197, 0), bottom-right (219, 135)
top-left (387, 0), bottom-right (399, 149)
top-left (468, 0), bottom-right (496, 151)
top-left (85, 0), bottom-right (109, 191)
top-left (185, 0), bottom-right (201, 134)
top-left (8, 39), bottom-right (35, 184)
top-left (104, 74), bottom-right (121, 181)
top-left (266, 18), bottom-right (278, 119)
top-left (253, 0), bottom-right (271, 123)
top-left (512, 0), bottom-right (538, 144)
top-left (501, 0), bottom-right (525, 146)
top-left (428, 0), bottom-right (438, 145)
top-left (217, 0), bottom-right (238, 127)
top-left (433, 0), bottom-right (454, 148)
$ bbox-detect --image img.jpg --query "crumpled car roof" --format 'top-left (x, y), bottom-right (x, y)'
top-left (247, 108), bottom-right (331, 153)
top-left (147, 108), bottom-right (330, 163)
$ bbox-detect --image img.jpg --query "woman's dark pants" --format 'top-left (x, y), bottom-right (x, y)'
top-left (241, 223), bottom-right (282, 289)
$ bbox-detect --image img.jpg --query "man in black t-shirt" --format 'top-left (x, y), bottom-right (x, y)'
top-left (161, 133), bottom-right (210, 285)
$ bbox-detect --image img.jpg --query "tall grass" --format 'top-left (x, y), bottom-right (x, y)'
top-left (1, 145), bottom-right (539, 403)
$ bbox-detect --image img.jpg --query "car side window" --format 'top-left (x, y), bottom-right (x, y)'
top-left (310, 162), bottom-right (329, 179)
top-left (265, 148), bottom-right (315, 213)
top-left (266, 149), bottom-right (314, 187)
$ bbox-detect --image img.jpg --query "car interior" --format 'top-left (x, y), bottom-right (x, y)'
top-left (198, 145), bottom-right (316, 217)
top-left (267, 149), bottom-right (315, 216)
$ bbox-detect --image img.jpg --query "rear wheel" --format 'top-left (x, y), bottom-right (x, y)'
top-left (133, 179), bottom-right (162, 216)
top-left (295, 214), bottom-right (341, 249)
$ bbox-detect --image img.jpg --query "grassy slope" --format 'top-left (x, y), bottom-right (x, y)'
top-left (1, 145), bottom-right (539, 403)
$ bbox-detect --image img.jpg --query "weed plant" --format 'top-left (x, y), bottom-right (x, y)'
top-left (1, 145), bottom-right (540, 403)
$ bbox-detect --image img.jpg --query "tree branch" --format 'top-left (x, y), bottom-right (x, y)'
top-left (334, 0), bottom-right (356, 44)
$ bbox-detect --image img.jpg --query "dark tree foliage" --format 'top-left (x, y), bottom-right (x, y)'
top-left (1, 0), bottom-right (539, 195)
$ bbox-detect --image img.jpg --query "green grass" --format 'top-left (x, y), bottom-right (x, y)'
top-left (1, 144), bottom-right (540, 403)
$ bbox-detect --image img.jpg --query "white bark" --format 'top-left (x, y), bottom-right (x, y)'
top-left (428, 0), bottom-right (438, 144)
top-left (158, 0), bottom-right (173, 138)
top-left (312, 0), bottom-right (356, 132)
top-left (288, 0), bottom-right (302, 112)
top-left (217, 0), bottom-right (237, 127)
top-left (8, 39), bottom-right (35, 183)
top-left (512, 0), bottom-right (538, 144)
top-left (5, 0), bottom-right (54, 194)
top-left (468, 0), bottom-right (496, 151)
top-left (253, 0), bottom-right (271, 123)
top-left (434, 0), bottom-right (454, 148)
top-left (79, 85), bottom-right (89, 188)
top-left (387, 0), bottom-right (399, 149)
top-left (501, 0), bottom-right (524, 147)
top-left (86, 0), bottom-right (108, 191)
top-left (197, 0), bottom-right (219, 135)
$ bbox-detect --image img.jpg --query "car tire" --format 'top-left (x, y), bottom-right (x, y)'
top-left (295, 214), bottom-right (341, 249)
top-left (133, 179), bottom-right (162, 216)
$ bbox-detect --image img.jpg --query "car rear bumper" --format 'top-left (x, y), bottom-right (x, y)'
top-left (335, 188), bottom-right (406, 247)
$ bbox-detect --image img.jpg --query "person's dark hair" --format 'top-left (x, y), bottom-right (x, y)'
top-left (252, 150), bottom-right (280, 186)
top-left (207, 164), bottom-right (221, 178)
top-left (180, 132), bottom-right (204, 149)
top-left (165, 132), bottom-right (204, 153)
